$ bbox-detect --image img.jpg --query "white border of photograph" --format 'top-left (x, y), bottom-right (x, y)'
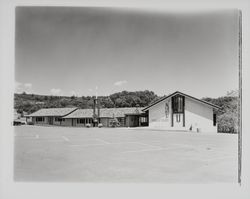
top-left (0, 0), bottom-right (250, 199)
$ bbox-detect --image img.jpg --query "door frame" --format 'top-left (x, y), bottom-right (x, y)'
top-left (171, 95), bottom-right (185, 127)
top-left (48, 116), bottom-right (53, 125)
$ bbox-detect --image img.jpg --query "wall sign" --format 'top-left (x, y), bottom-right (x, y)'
top-left (165, 100), bottom-right (169, 118)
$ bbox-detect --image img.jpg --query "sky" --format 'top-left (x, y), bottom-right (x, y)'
top-left (15, 7), bottom-right (239, 98)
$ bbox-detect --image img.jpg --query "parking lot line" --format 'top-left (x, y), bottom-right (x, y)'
top-left (62, 136), bottom-right (70, 142)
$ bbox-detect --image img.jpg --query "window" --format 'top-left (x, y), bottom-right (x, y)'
top-left (36, 117), bottom-right (44, 122)
top-left (77, 118), bottom-right (85, 124)
top-left (55, 117), bottom-right (65, 122)
top-left (117, 118), bottom-right (123, 122)
top-left (176, 114), bottom-right (181, 122)
top-left (172, 95), bottom-right (184, 113)
top-left (83, 118), bottom-right (93, 124)
top-left (140, 117), bottom-right (148, 123)
top-left (213, 114), bottom-right (216, 126)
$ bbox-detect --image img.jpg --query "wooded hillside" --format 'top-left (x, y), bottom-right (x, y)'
top-left (14, 90), bottom-right (159, 114)
top-left (202, 90), bottom-right (239, 134)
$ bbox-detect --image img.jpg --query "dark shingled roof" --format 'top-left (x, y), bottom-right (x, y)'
top-left (62, 109), bottom-right (93, 118)
top-left (28, 107), bottom-right (78, 117)
top-left (63, 107), bottom-right (144, 119)
top-left (99, 107), bottom-right (144, 118)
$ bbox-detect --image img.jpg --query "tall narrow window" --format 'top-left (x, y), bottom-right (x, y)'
top-left (172, 95), bottom-right (184, 113)
top-left (213, 113), bottom-right (216, 126)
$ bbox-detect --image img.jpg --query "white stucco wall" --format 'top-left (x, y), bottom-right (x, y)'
top-left (185, 97), bottom-right (217, 133)
top-left (148, 96), bottom-right (217, 133)
top-left (148, 98), bottom-right (172, 128)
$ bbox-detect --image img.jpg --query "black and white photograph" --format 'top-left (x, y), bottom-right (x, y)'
top-left (1, 0), bottom-right (250, 199)
top-left (14, 6), bottom-right (240, 183)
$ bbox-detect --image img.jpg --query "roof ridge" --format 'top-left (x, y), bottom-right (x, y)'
top-left (142, 91), bottom-right (221, 111)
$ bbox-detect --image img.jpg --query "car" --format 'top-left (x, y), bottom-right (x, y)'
top-left (13, 119), bottom-right (26, 126)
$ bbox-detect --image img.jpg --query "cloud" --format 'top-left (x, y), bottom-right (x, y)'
top-left (15, 82), bottom-right (32, 93)
top-left (24, 83), bottom-right (32, 89)
top-left (114, 80), bottom-right (128, 86)
top-left (50, 88), bottom-right (62, 96)
top-left (70, 90), bottom-right (77, 96)
top-left (15, 82), bottom-right (22, 93)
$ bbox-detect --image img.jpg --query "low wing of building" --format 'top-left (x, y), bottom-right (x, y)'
top-left (26, 107), bottom-right (147, 127)
top-left (27, 107), bottom-right (78, 126)
top-left (63, 107), bottom-right (146, 127)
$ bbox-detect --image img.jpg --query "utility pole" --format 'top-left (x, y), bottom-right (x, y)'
top-left (93, 86), bottom-right (99, 127)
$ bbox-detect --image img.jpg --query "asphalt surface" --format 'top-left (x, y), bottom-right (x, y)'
top-left (14, 125), bottom-right (238, 183)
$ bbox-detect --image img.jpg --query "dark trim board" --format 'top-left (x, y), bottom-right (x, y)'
top-left (183, 96), bottom-right (185, 127)
top-left (171, 104), bottom-right (173, 127)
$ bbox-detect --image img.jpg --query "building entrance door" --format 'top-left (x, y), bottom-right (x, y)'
top-left (173, 113), bottom-right (184, 128)
top-left (48, 117), bottom-right (53, 125)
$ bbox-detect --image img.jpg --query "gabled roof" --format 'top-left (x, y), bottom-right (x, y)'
top-left (142, 91), bottom-right (221, 111)
top-left (28, 107), bottom-right (78, 117)
top-left (63, 107), bottom-right (144, 119)
top-left (100, 107), bottom-right (144, 118)
top-left (62, 109), bottom-right (93, 118)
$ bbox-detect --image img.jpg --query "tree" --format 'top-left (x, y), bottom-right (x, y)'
top-left (203, 91), bottom-right (239, 134)
top-left (109, 118), bottom-right (120, 127)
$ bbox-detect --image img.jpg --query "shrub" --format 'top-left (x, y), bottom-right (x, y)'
top-left (27, 121), bottom-right (34, 125)
top-left (109, 118), bottom-right (120, 127)
top-left (218, 112), bottom-right (238, 134)
top-left (86, 123), bottom-right (91, 128)
top-left (98, 123), bottom-right (103, 128)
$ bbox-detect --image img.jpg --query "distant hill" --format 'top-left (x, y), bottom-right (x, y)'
top-left (14, 90), bottom-right (159, 114)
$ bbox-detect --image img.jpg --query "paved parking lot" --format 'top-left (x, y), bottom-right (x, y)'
top-left (14, 126), bottom-right (238, 183)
